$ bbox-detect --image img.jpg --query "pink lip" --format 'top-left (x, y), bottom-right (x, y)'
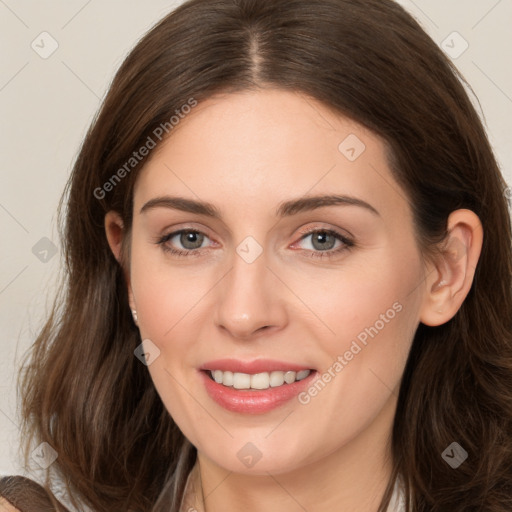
top-left (200, 358), bottom-right (313, 374)
top-left (198, 360), bottom-right (317, 414)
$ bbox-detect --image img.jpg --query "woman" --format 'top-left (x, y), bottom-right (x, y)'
top-left (2, 0), bottom-right (511, 511)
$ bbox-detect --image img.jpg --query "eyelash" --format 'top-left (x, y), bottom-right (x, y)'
top-left (155, 227), bottom-right (355, 260)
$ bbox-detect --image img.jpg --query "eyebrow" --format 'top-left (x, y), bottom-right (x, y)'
top-left (139, 194), bottom-right (380, 218)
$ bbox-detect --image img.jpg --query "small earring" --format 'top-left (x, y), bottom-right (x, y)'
top-left (131, 309), bottom-right (138, 326)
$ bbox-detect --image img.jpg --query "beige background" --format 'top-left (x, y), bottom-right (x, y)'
top-left (1, 0), bottom-right (511, 479)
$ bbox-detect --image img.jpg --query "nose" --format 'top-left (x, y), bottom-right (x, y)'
top-left (214, 249), bottom-right (288, 340)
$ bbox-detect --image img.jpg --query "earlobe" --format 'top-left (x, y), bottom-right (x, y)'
top-left (419, 209), bottom-right (483, 327)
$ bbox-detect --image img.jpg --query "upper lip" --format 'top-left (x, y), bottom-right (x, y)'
top-left (200, 358), bottom-right (314, 374)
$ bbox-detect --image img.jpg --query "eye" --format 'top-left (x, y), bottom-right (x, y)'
top-left (156, 229), bottom-right (212, 257)
top-left (293, 228), bottom-right (354, 259)
top-left (155, 227), bottom-right (354, 260)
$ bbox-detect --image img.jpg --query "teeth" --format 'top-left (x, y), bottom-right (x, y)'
top-left (209, 369), bottom-right (311, 390)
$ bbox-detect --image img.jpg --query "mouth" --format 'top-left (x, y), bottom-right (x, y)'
top-left (198, 359), bottom-right (318, 414)
top-left (204, 368), bottom-right (313, 390)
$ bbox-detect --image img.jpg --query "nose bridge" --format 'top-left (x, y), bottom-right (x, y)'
top-left (214, 240), bottom-right (286, 338)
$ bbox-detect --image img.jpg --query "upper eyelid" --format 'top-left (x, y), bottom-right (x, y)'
top-left (154, 212), bottom-right (356, 239)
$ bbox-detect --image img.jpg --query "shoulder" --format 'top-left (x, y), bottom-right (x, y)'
top-left (0, 497), bottom-right (21, 512)
top-left (0, 475), bottom-right (69, 512)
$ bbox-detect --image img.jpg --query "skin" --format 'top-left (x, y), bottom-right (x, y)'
top-left (0, 497), bottom-right (19, 512)
top-left (105, 89), bottom-right (482, 512)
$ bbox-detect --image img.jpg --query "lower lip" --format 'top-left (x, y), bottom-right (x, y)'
top-left (199, 370), bottom-right (317, 414)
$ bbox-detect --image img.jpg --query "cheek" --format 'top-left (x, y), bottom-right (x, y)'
top-left (298, 250), bottom-right (420, 335)
top-left (129, 247), bottom-right (208, 342)
top-left (292, 259), bottom-right (421, 443)
top-left (298, 250), bottom-right (423, 391)
top-left (129, 251), bottom-right (210, 427)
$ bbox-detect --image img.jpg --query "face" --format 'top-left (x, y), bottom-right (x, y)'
top-left (123, 89), bottom-right (429, 476)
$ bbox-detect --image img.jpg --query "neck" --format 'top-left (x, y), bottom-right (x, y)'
top-left (190, 392), bottom-right (397, 512)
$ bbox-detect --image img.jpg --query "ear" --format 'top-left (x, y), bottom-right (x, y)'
top-left (104, 211), bottom-right (137, 313)
top-left (419, 209), bottom-right (483, 326)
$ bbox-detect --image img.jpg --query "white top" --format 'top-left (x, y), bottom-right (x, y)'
top-left (386, 475), bottom-right (407, 512)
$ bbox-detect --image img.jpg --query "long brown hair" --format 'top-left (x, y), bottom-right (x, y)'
top-left (18, 0), bottom-right (512, 510)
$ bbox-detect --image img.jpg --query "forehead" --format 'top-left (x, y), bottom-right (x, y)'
top-left (134, 89), bottom-right (411, 222)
